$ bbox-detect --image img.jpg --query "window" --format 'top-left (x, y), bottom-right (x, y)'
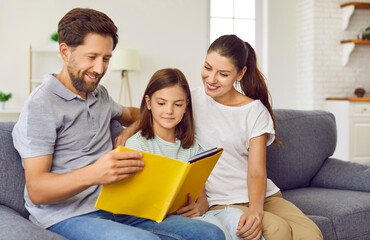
top-left (210, 0), bottom-right (256, 47)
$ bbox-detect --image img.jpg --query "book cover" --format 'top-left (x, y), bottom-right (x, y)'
top-left (95, 146), bottom-right (223, 222)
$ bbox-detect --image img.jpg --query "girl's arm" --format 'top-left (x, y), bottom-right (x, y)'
top-left (176, 187), bottom-right (209, 218)
top-left (236, 133), bottom-right (267, 240)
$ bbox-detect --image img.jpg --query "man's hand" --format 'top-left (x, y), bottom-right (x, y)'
top-left (236, 210), bottom-right (263, 240)
top-left (89, 149), bottom-right (144, 185)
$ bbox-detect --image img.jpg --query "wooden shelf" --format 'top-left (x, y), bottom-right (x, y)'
top-left (29, 45), bottom-right (62, 94)
top-left (340, 40), bottom-right (370, 66)
top-left (340, 2), bottom-right (370, 30)
top-left (0, 111), bottom-right (20, 121)
top-left (327, 97), bottom-right (370, 102)
top-left (340, 2), bottom-right (370, 9)
top-left (340, 39), bottom-right (370, 44)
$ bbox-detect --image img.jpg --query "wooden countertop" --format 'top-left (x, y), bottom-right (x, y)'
top-left (326, 97), bottom-right (370, 102)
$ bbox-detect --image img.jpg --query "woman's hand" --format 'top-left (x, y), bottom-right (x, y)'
top-left (176, 194), bottom-right (206, 218)
top-left (236, 209), bottom-right (263, 240)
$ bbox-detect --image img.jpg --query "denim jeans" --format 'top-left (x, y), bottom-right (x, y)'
top-left (194, 208), bottom-right (265, 240)
top-left (48, 210), bottom-right (225, 240)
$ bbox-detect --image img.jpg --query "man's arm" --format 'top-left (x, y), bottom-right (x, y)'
top-left (114, 106), bottom-right (140, 127)
top-left (24, 150), bottom-right (144, 205)
top-left (113, 106), bottom-right (140, 147)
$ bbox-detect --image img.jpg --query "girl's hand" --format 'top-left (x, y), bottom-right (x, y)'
top-left (176, 194), bottom-right (204, 218)
top-left (236, 210), bottom-right (263, 240)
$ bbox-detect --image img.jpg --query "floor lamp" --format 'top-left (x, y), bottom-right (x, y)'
top-left (111, 49), bottom-right (140, 106)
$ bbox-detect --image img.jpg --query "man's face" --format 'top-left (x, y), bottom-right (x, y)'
top-left (66, 33), bottom-right (113, 95)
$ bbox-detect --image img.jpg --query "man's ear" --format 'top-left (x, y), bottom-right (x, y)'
top-left (145, 95), bottom-right (151, 110)
top-left (59, 43), bottom-right (71, 62)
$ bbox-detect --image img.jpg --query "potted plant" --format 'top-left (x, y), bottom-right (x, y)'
top-left (50, 32), bottom-right (59, 50)
top-left (50, 32), bottom-right (58, 42)
top-left (0, 92), bottom-right (12, 111)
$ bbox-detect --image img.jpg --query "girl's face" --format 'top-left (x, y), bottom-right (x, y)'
top-left (145, 84), bottom-right (188, 137)
top-left (201, 51), bottom-right (245, 103)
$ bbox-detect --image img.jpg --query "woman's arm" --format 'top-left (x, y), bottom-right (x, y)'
top-left (236, 133), bottom-right (267, 240)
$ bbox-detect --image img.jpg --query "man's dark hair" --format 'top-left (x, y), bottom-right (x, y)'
top-left (58, 8), bottom-right (118, 50)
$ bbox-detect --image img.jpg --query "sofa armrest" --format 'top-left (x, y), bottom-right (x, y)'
top-left (310, 157), bottom-right (370, 192)
top-left (0, 205), bottom-right (67, 240)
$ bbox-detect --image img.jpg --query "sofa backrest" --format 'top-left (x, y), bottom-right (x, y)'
top-left (0, 121), bottom-right (29, 218)
top-left (266, 109), bottom-right (337, 190)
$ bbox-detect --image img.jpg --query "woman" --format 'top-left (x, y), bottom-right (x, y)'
top-left (191, 34), bottom-right (322, 240)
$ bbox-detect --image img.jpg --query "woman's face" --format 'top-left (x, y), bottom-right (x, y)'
top-left (201, 51), bottom-right (244, 103)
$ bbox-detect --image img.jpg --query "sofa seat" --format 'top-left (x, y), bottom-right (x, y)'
top-left (0, 205), bottom-right (66, 240)
top-left (283, 187), bottom-right (370, 240)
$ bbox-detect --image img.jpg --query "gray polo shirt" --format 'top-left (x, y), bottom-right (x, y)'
top-left (12, 74), bottom-right (122, 228)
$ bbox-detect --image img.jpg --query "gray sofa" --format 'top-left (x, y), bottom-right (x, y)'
top-left (0, 109), bottom-right (369, 240)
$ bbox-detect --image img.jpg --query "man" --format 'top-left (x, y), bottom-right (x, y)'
top-left (12, 8), bottom-right (224, 240)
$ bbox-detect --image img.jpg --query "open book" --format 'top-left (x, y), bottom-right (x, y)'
top-left (95, 146), bottom-right (223, 222)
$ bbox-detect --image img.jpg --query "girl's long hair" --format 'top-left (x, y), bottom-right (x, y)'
top-left (208, 35), bottom-right (281, 145)
top-left (137, 68), bottom-right (195, 148)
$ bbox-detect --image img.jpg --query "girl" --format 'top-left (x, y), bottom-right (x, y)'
top-left (191, 35), bottom-right (323, 240)
top-left (124, 68), bottom-right (247, 240)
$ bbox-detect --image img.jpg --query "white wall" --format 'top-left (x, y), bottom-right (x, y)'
top-left (265, 0), bottom-right (297, 109)
top-left (296, 0), bottom-right (315, 110)
top-left (0, 0), bottom-right (209, 110)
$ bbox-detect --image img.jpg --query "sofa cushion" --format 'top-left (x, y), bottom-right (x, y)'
top-left (266, 110), bottom-right (336, 190)
top-left (0, 122), bottom-right (28, 218)
top-left (282, 187), bottom-right (370, 240)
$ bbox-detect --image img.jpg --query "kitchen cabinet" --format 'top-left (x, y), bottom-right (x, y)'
top-left (326, 98), bottom-right (370, 165)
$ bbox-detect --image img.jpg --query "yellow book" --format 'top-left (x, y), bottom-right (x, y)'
top-left (95, 146), bottom-right (223, 223)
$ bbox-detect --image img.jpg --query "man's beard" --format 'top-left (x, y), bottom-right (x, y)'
top-left (67, 65), bottom-right (103, 94)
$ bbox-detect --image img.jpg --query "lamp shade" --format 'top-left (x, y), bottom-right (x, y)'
top-left (111, 49), bottom-right (140, 71)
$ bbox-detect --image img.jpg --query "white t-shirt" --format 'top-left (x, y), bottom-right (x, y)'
top-left (191, 87), bottom-right (280, 207)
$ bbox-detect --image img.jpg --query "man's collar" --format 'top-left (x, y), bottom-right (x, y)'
top-left (44, 74), bottom-right (98, 101)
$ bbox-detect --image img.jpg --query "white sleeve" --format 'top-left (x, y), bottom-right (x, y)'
top-left (250, 104), bottom-right (275, 146)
